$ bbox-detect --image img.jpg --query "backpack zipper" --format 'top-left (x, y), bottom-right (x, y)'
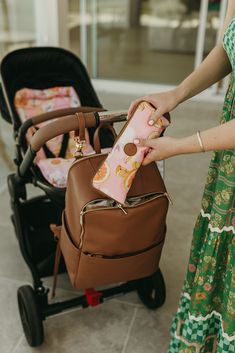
top-left (84, 239), bottom-right (164, 259)
top-left (78, 192), bottom-right (171, 249)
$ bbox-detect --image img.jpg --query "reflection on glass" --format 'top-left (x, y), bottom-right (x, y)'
top-left (68, 0), bottom-right (81, 56)
top-left (82, 0), bottom-right (222, 85)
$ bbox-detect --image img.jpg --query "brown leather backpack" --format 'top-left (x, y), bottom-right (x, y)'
top-left (52, 113), bottom-right (171, 293)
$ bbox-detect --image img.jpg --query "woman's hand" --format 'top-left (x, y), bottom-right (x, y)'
top-left (137, 117), bottom-right (235, 165)
top-left (136, 136), bottom-right (181, 165)
top-left (127, 89), bottom-right (181, 122)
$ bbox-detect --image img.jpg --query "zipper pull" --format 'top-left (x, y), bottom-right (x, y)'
top-left (117, 203), bottom-right (128, 215)
top-left (87, 253), bottom-right (103, 258)
top-left (80, 211), bottom-right (84, 226)
top-left (165, 192), bottom-right (173, 205)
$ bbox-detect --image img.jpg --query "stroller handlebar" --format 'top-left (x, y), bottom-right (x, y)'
top-left (30, 107), bottom-right (104, 126)
top-left (18, 110), bottom-right (128, 178)
top-left (30, 110), bottom-right (128, 152)
top-left (98, 110), bottom-right (128, 124)
top-left (18, 106), bottom-right (105, 146)
top-left (31, 112), bottom-right (98, 152)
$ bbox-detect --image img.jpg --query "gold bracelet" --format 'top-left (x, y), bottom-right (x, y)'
top-left (196, 131), bottom-right (205, 152)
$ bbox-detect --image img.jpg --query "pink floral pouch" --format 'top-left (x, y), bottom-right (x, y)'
top-left (92, 101), bottom-right (170, 205)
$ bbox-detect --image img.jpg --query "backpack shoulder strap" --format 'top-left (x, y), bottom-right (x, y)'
top-left (50, 224), bottom-right (62, 298)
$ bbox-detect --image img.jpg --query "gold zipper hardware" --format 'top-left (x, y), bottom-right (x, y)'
top-left (165, 192), bottom-right (173, 206)
top-left (73, 136), bottom-right (86, 158)
top-left (87, 253), bottom-right (104, 258)
top-left (117, 203), bottom-right (128, 214)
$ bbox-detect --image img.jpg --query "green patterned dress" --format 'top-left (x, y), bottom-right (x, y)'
top-left (167, 18), bottom-right (235, 353)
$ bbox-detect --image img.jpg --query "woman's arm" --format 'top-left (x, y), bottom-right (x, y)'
top-left (136, 119), bottom-right (235, 165)
top-left (176, 0), bottom-right (235, 104)
top-left (128, 0), bottom-right (235, 121)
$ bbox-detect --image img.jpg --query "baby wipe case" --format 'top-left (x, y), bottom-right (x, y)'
top-left (92, 101), bottom-right (170, 205)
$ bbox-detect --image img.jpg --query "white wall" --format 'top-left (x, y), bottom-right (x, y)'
top-left (0, 0), bottom-right (35, 32)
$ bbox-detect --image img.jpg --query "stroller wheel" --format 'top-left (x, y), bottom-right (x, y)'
top-left (137, 269), bottom-right (166, 309)
top-left (17, 285), bottom-right (44, 347)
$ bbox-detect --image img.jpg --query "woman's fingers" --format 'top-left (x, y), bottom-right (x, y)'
top-left (151, 107), bottom-right (167, 122)
top-left (127, 98), bottom-right (144, 118)
top-left (135, 137), bottom-right (173, 164)
top-left (142, 150), bottom-right (158, 165)
top-left (128, 98), bottom-right (168, 126)
top-left (147, 131), bottom-right (160, 140)
top-left (127, 95), bottom-right (159, 118)
top-left (148, 107), bottom-right (170, 128)
top-left (128, 89), bottom-right (179, 122)
top-left (135, 138), bottom-right (155, 148)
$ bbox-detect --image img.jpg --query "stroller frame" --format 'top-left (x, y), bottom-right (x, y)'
top-left (0, 47), bottom-right (166, 347)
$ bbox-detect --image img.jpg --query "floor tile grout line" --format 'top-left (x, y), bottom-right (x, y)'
top-left (121, 306), bottom-right (138, 353)
top-left (0, 223), bottom-right (12, 228)
top-left (8, 335), bottom-right (24, 353)
top-left (0, 222), bottom-right (14, 228)
top-left (0, 274), bottom-right (145, 310)
top-left (0, 275), bottom-right (31, 285)
top-left (0, 183), bottom-right (7, 194)
top-left (0, 275), bottom-right (143, 310)
top-left (112, 298), bottom-right (143, 308)
top-left (49, 292), bottom-right (144, 309)
top-left (45, 305), bottom-right (85, 319)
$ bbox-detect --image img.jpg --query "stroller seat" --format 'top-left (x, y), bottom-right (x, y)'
top-left (0, 46), bottom-right (115, 190)
top-left (14, 86), bottom-right (111, 187)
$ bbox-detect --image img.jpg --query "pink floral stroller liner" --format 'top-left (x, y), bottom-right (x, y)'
top-left (14, 86), bottom-right (110, 187)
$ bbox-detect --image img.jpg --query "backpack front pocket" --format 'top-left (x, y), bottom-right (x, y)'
top-left (81, 192), bottom-right (169, 257)
top-left (60, 212), bottom-right (81, 287)
top-left (75, 238), bottom-right (165, 289)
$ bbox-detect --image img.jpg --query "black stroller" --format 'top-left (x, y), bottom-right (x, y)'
top-left (0, 47), bottom-right (166, 347)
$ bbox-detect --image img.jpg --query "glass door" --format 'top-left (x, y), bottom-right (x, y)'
top-left (0, 0), bottom-right (36, 59)
top-left (72, 0), bottom-right (226, 86)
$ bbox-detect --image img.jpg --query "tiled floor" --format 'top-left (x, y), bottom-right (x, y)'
top-left (0, 92), bottom-right (222, 353)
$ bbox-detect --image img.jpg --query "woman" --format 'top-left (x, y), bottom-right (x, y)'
top-left (128, 1), bottom-right (235, 352)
